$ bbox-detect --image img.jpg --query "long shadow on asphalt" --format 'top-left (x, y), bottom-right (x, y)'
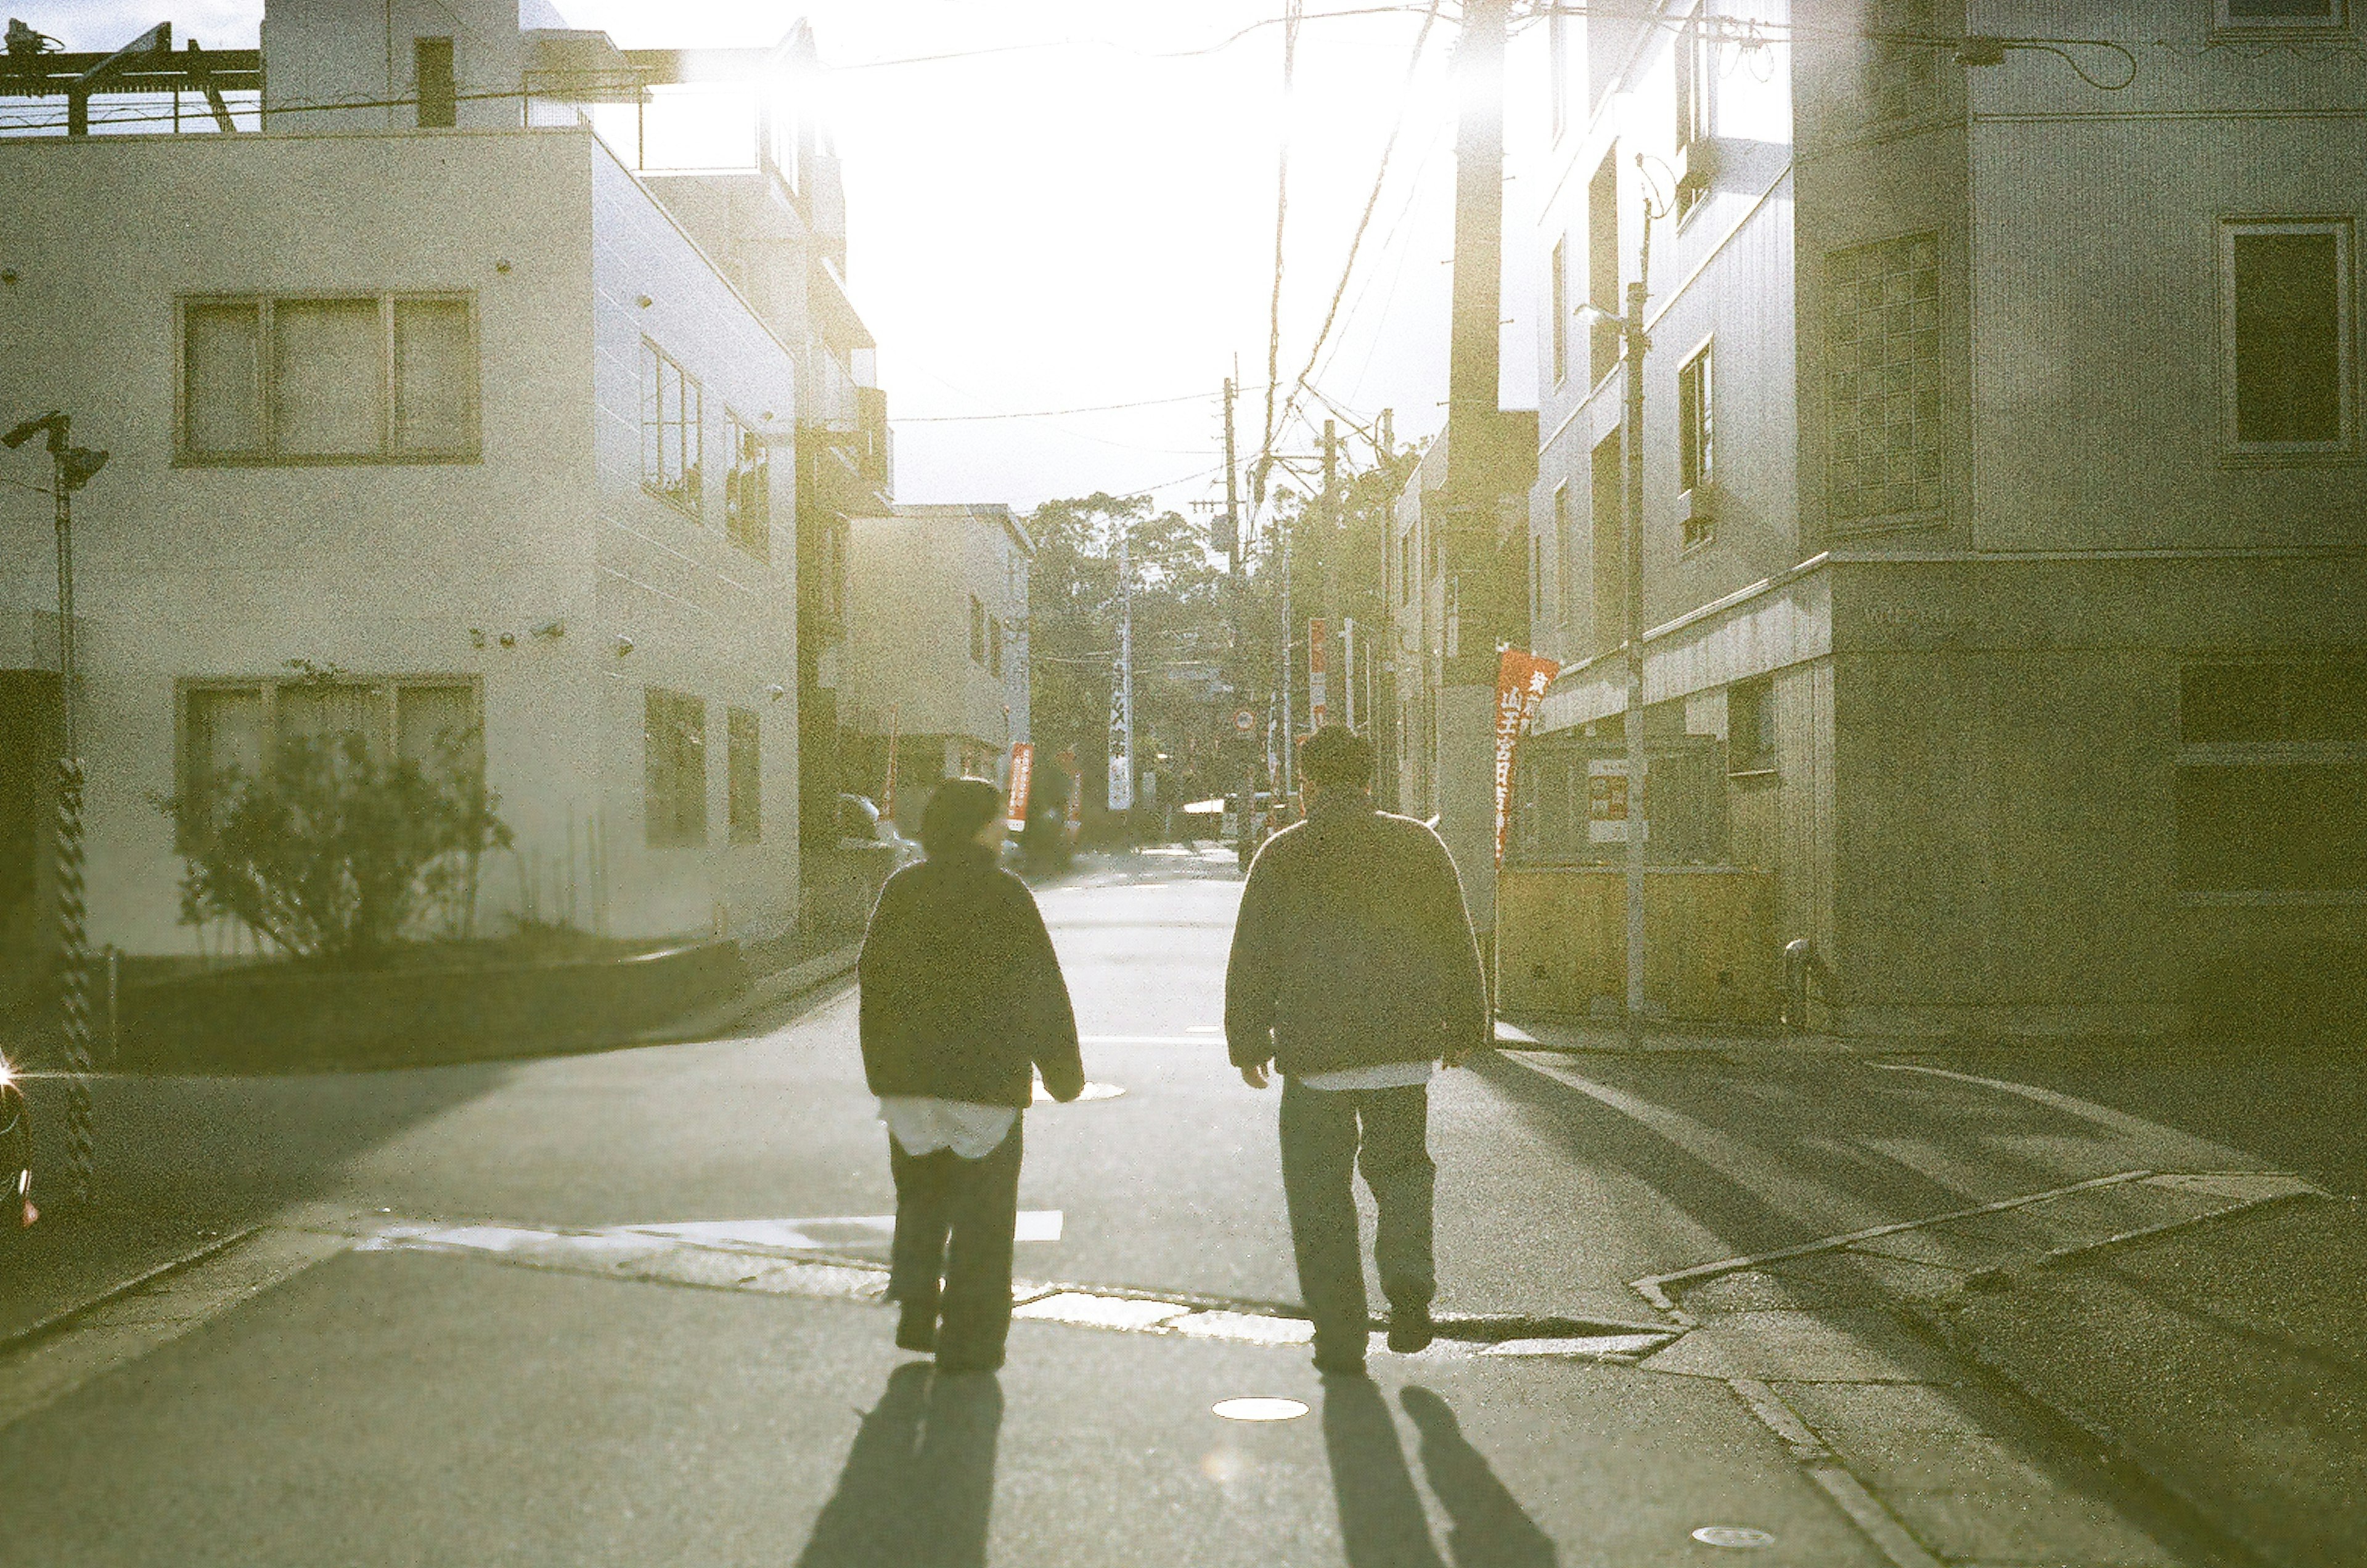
top-left (795, 1362), bottom-right (1003, 1568)
top-left (1322, 1379), bottom-right (1558, 1567)
top-left (1462, 1050), bottom-right (2246, 1568)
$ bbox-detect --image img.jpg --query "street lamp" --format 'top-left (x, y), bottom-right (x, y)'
top-left (4, 410), bottom-right (108, 1205)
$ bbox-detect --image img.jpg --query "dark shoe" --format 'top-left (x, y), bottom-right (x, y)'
top-left (1386, 1308), bottom-right (1434, 1354)
top-left (895, 1309), bottom-right (938, 1354)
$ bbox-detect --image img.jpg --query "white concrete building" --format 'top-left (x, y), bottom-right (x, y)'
top-left (0, 2), bottom-right (885, 987)
top-left (840, 505), bottom-right (1032, 825)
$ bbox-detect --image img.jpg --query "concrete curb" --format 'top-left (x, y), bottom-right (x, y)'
top-left (630, 941), bottom-right (863, 1045)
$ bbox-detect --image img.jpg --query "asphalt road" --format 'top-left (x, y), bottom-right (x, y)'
top-left (0, 846), bottom-right (2276, 1566)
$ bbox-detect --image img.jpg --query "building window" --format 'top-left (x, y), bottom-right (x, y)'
top-left (644, 688), bottom-right (708, 847)
top-left (724, 412), bottom-right (771, 560)
top-left (1550, 237), bottom-right (1569, 388)
top-left (640, 341), bottom-right (703, 515)
top-left (1678, 341), bottom-right (1715, 549)
top-left (178, 295), bottom-right (476, 464)
top-left (1529, 533), bottom-right (1544, 627)
top-left (1728, 677), bottom-right (1776, 773)
top-left (1826, 232), bottom-right (1942, 525)
top-left (176, 676), bottom-right (479, 841)
top-left (1588, 153), bottom-right (1622, 385)
top-left (727, 705), bottom-right (761, 844)
top-left (2218, 0), bottom-right (2344, 28)
top-left (1550, 482), bottom-right (1570, 634)
top-left (989, 617), bottom-right (1005, 679)
top-left (2223, 220), bottom-right (2352, 452)
top-left (415, 36), bottom-right (455, 128)
top-left (1673, 13), bottom-right (1714, 219)
top-left (2177, 661), bottom-right (2367, 895)
top-left (970, 595), bottom-right (987, 664)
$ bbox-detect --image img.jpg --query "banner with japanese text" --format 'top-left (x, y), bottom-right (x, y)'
top-left (1006, 742), bottom-right (1034, 830)
top-left (1493, 648), bottom-right (1561, 865)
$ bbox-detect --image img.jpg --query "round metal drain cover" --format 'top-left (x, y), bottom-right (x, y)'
top-left (1211, 1397), bottom-right (1307, 1422)
top-left (1691, 1525), bottom-right (1776, 1549)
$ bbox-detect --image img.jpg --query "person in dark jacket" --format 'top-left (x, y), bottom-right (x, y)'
top-left (1224, 727), bottom-right (1488, 1375)
top-left (859, 777), bottom-right (1085, 1373)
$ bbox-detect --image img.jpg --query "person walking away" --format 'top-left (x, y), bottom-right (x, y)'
top-left (859, 777), bottom-right (1085, 1373)
top-left (1223, 727), bottom-right (1488, 1376)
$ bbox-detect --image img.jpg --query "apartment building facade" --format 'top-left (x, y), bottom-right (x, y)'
top-left (1508, 1), bottom-right (2367, 1034)
top-left (0, 1), bottom-right (886, 978)
top-left (840, 504), bottom-right (1032, 827)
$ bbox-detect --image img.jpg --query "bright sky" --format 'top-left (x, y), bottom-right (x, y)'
top-left (35, 2), bottom-right (1543, 523)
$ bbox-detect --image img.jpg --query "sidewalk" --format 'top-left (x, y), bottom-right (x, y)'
top-left (1922, 1193), bottom-right (2366, 1568)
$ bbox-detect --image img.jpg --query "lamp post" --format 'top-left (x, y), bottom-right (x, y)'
top-left (5, 411), bottom-right (108, 1206)
top-left (1577, 157), bottom-right (1667, 1043)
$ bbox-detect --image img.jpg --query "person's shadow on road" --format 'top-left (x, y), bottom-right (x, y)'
top-left (795, 1363), bottom-right (1004, 1568)
top-left (1322, 1379), bottom-right (1557, 1568)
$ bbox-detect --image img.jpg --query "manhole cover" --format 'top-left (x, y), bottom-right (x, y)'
top-left (1211, 1397), bottom-right (1307, 1422)
top-left (1691, 1525), bottom-right (1776, 1549)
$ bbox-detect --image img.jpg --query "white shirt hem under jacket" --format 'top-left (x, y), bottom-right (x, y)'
top-left (1296, 1060), bottom-right (1437, 1092)
top-left (878, 1096), bottom-right (1020, 1159)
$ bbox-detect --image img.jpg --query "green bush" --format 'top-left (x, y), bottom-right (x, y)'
top-left (161, 730), bottom-right (512, 965)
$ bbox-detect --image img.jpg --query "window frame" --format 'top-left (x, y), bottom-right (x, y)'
top-left (2215, 0), bottom-right (2346, 33)
top-left (173, 674), bottom-right (483, 844)
top-left (2174, 658), bottom-right (2367, 902)
top-left (1550, 236), bottom-right (1569, 388)
top-left (726, 704), bottom-right (761, 845)
top-left (414, 36), bottom-right (456, 129)
top-left (970, 594), bottom-right (987, 665)
top-left (640, 340), bottom-right (706, 518)
top-left (644, 687), bottom-right (709, 849)
top-left (174, 292), bottom-right (481, 467)
top-left (2220, 217), bottom-right (2356, 459)
top-left (722, 408), bottom-right (772, 560)
top-left (1824, 231), bottom-right (1945, 531)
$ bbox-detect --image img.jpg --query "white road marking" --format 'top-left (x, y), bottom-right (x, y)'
top-left (1081, 1034), bottom-right (1216, 1046)
top-left (623, 1211), bottom-right (1065, 1249)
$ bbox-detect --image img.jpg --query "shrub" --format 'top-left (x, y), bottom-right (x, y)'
top-left (161, 730), bottom-right (512, 965)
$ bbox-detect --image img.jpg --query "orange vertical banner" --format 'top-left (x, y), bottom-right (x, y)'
top-left (1493, 648), bottom-right (1561, 866)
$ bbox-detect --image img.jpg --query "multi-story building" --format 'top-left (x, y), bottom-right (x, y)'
top-left (1498, 1), bottom-right (2366, 1034)
top-left (840, 504), bottom-right (1032, 828)
top-left (0, 1), bottom-right (885, 992)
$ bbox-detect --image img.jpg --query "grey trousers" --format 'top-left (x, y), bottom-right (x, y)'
top-left (1278, 1077), bottom-right (1436, 1361)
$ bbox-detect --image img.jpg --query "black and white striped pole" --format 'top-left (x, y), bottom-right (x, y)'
top-left (5, 412), bottom-right (108, 1208)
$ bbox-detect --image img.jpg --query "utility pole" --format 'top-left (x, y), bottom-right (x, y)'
top-left (1439, 0), bottom-right (1515, 944)
top-left (4, 411), bottom-right (107, 1207)
top-left (1613, 161), bottom-right (1665, 1038)
top-left (1321, 417), bottom-right (1340, 631)
top-left (1222, 375), bottom-right (1256, 866)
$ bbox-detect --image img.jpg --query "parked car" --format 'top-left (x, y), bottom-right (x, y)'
top-left (837, 793), bottom-right (922, 868)
top-left (1, 1050), bottom-right (33, 1231)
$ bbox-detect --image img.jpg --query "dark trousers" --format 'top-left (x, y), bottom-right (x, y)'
top-left (888, 1121), bottom-right (1023, 1366)
top-left (1278, 1078), bottom-right (1436, 1361)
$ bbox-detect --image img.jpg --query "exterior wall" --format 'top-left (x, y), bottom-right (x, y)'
top-left (1531, 4), bottom-right (1801, 665)
top-left (0, 130), bottom-right (595, 957)
top-left (1825, 556), bottom-right (2367, 1035)
top-left (587, 139), bottom-right (801, 942)
top-left (263, 0), bottom-right (527, 133)
top-left (1960, 7), bottom-right (2367, 552)
top-left (841, 507), bottom-right (1029, 787)
top-left (1387, 438), bottom-right (1450, 816)
top-left (0, 125), bottom-right (804, 955)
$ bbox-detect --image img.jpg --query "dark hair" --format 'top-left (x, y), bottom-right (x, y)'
top-left (1299, 726), bottom-right (1375, 790)
top-left (921, 777), bottom-right (1004, 859)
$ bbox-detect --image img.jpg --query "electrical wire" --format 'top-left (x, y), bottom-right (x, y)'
top-left (1259, 0), bottom-right (1306, 501)
top-left (1267, 0), bottom-right (1439, 466)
